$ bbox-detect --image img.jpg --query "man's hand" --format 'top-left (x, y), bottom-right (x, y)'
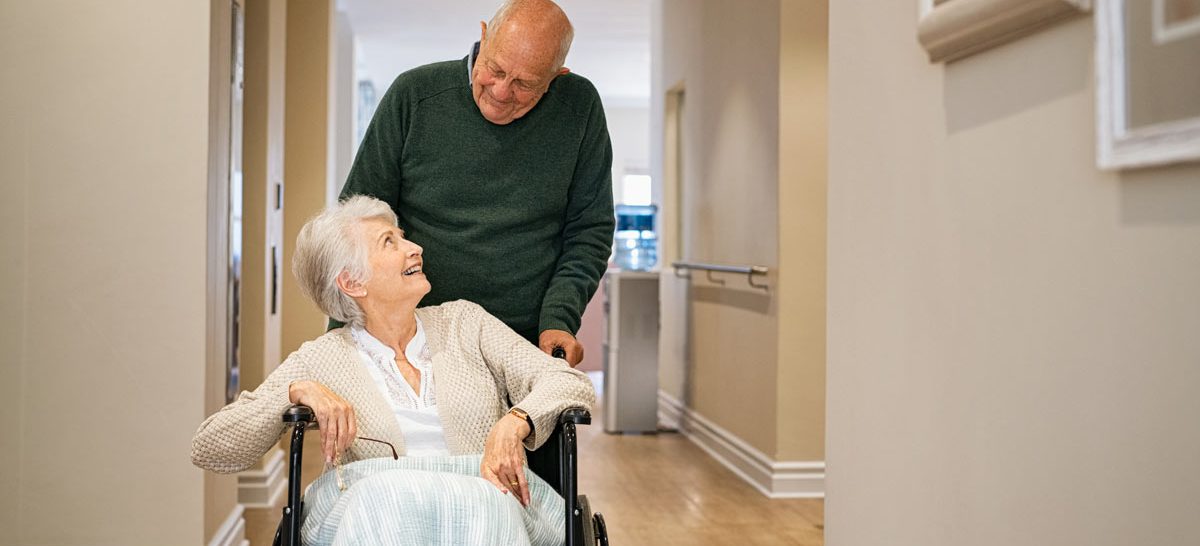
top-left (480, 413), bottom-right (533, 507)
top-left (288, 380), bottom-right (357, 464)
top-left (539, 329), bottom-right (583, 367)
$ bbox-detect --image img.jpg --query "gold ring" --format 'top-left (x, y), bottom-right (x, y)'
top-left (509, 481), bottom-right (519, 487)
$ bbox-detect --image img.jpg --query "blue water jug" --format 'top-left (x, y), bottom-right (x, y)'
top-left (613, 204), bottom-right (657, 271)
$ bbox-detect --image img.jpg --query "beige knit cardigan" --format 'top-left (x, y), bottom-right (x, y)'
top-left (191, 300), bottom-right (596, 474)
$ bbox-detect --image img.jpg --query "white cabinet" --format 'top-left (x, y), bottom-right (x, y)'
top-left (602, 270), bottom-right (660, 433)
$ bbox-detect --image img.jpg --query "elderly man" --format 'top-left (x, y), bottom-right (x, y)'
top-left (339, 0), bottom-right (613, 368)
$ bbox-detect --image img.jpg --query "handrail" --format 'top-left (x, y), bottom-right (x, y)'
top-left (671, 261), bottom-right (769, 289)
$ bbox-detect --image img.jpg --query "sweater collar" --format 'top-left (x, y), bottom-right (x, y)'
top-left (466, 41), bottom-right (480, 85)
top-left (349, 317), bottom-right (429, 367)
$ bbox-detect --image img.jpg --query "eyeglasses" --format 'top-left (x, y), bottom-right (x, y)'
top-left (330, 436), bottom-right (399, 491)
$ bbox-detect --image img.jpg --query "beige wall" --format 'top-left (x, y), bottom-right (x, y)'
top-left (653, 0), bottom-right (828, 465)
top-left (332, 10), bottom-right (358, 206)
top-left (656, 0), bottom-right (782, 455)
top-left (827, 3), bottom-right (1200, 545)
top-left (242, 0), bottom-right (287, 390)
top-left (0, 1), bottom-right (217, 543)
top-left (607, 105), bottom-right (651, 203)
top-left (777, 0), bottom-right (828, 462)
top-left (282, 0), bottom-right (337, 356)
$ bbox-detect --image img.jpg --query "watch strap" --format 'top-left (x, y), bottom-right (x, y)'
top-left (508, 406), bottom-right (534, 435)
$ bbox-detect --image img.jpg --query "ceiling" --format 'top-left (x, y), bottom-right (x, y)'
top-left (342, 0), bottom-right (651, 107)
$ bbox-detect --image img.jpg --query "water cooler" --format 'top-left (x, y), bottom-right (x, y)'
top-left (602, 204), bottom-right (660, 433)
top-left (612, 204), bottom-right (657, 271)
top-left (602, 270), bottom-right (660, 433)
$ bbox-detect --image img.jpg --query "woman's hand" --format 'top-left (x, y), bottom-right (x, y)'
top-left (288, 380), bottom-right (357, 464)
top-left (481, 413), bottom-right (533, 506)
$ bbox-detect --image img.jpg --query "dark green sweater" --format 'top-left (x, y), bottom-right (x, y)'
top-left (339, 56), bottom-right (614, 342)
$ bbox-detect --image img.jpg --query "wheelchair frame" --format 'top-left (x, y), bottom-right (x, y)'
top-left (273, 404), bottom-right (608, 546)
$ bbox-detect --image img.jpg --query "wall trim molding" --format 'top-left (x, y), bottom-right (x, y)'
top-left (1095, 0), bottom-right (1200, 169)
top-left (208, 504), bottom-right (249, 546)
top-left (237, 447), bottom-right (286, 508)
top-left (917, 0), bottom-right (1091, 63)
top-left (658, 391), bottom-right (825, 498)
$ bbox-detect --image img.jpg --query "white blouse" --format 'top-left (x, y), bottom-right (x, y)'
top-left (350, 319), bottom-right (449, 457)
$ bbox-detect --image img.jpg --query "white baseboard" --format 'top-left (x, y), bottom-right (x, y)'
top-left (657, 389), bottom-right (685, 430)
top-left (238, 447), bottom-right (287, 508)
top-left (658, 390), bottom-right (825, 498)
top-left (209, 504), bottom-right (249, 546)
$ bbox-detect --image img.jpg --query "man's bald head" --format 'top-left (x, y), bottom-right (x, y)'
top-left (487, 0), bottom-right (574, 71)
top-left (471, 0), bottom-right (576, 125)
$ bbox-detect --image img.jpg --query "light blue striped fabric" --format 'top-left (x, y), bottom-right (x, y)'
top-left (300, 455), bottom-right (565, 546)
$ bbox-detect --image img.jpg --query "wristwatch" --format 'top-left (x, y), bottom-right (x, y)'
top-left (508, 406), bottom-right (534, 434)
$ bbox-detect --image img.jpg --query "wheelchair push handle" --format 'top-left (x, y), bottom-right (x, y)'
top-left (283, 404), bottom-right (315, 423)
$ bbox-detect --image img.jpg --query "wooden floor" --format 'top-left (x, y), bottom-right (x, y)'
top-left (244, 411), bottom-right (824, 545)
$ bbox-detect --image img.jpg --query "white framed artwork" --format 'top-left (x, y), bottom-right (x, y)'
top-left (917, 0), bottom-right (1092, 63)
top-left (1097, 0), bottom-right (1200, 169)
top-left (1153, 0), bottom-right (1200, 44)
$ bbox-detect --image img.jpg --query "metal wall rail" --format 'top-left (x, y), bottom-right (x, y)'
top-left (671, 261), bottom-right (769, 289)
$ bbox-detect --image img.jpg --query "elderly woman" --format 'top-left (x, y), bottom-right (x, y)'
top-left (191, 196), bottom-right (595, 545)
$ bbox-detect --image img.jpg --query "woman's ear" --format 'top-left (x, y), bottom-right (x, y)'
top-left (336, 270), bottom-right (367, 298)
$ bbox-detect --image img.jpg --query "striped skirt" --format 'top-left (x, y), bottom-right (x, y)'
top-left (300, 454), bottom-right (565, 546)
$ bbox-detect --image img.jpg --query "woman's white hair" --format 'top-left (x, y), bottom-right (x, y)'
top-left (292, 195), bottom-right (398, 327)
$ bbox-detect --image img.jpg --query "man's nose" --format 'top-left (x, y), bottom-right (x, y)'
top-left (490, 78), bottom-right (513, 101)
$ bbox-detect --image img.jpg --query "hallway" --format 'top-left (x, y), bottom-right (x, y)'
top-left (245, 407), bottom-right (825, 546)
top-left (576, 424), bottom-right (824, 545)
top-left (7, 1), bottom-right (1200, 544)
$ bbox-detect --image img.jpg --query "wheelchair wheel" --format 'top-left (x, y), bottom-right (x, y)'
top-left (593, 511), bottom-right (609, 546)
top-left (577, 495), bottom-right (596, 545)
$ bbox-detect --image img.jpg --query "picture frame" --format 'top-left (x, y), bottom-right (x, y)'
top-left (917, 0), bottom-right (1092, 63)
top-left (1096, 0), bottom-right (1200, 169)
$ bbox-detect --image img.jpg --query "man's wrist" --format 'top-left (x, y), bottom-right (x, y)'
top-left (538, 315), bottom-right (576, 338)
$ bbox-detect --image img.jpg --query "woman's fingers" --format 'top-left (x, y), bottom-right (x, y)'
top-left (516, 469), bottom-right (530, 507)
top-left (323, 411), bottom-right (338, 463)
top-left (316, 413), bottom-right (332, 463)
top-left (492, 455), bottom-right (530, 507)
top-left (504, 455), bottom-right (530, 507)
top-left (340, 405), bottom-right (356, 455)
top-left (342, 406), bottom-right (357, 455)
top-left (481, 465), bottom-right (510, 495)
top-left (295, 381), bottom-right (356, 463)
top-left (481, 415), bottom-right (534, 505)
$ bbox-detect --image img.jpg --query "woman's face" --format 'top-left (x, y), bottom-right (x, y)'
top-left (358, 217), bottom-right (430, 307)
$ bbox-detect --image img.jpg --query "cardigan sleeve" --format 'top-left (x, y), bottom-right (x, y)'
top-left (190, 354), bottom-right (309, 474)
top-left (472, 303), bottom-right (597, 450)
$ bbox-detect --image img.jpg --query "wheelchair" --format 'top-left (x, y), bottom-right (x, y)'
top-left (272, 404), bottom-right (610, 546)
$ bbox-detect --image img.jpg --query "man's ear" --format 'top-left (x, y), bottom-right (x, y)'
top-left (479, 21), bottom-right (488, 43)
top-left (557, 67), bottom-right (570, 76)
top-left (336, 270), bottom-right (366, 298)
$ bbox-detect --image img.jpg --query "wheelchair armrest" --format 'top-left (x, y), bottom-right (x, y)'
top-left (279, 405), bottom-right (314, 546)
top-left (559, 407), bottom-right (591, 426)
top-left (283, 404), bottom-right (315, 423)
